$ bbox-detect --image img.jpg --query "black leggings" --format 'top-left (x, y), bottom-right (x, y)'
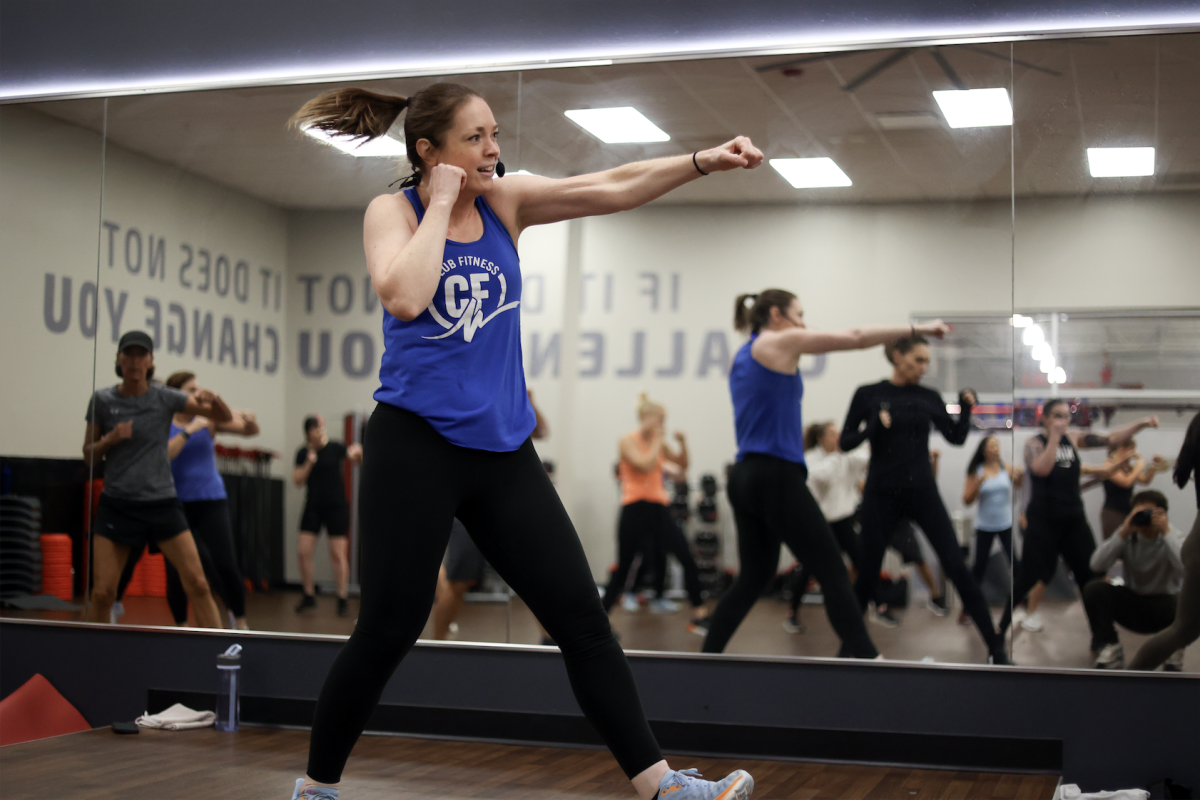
top-left (1001, 506), bottom-right (1097, 635)
top-left (306, 404), bottom-right (661, 784)
top-left (1129, 514), bottom-right (1200, 670)
top-left (972, 526), bottom-right (1013, 584)
top-left (701, 455), bottom-right (877, 658)
top-left (789, 516), bottom-right (859, 615)
top-left (602, 501), bottom-right (704, 611)
top-left (857, 487), bottom-right (1002, 654)
top-left (115, 499), bottom-right (245, 622)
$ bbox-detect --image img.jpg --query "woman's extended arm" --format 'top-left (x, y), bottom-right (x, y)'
top-left (185, 389), bottom-right (233, 423)
top-left (1072, 416), bottom-right (1159, 451)
top-left (216, 410), bottom-right (260, 437)
top-left (504, 138), bottom-right (762, 230)
top-left (767, 320), bottom-right (949, 360)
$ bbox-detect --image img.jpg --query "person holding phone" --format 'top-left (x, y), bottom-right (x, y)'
top-left (1084, 490), bottom-right (1186, 670)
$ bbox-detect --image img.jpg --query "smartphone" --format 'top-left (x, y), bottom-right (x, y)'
top-left (1132, 509), bottom-right (1153, 526)
top-left (111, 722), bottom-right (140, 734)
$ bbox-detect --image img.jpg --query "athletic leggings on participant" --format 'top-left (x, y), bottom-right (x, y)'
top-left (972, 527), bottom-right (1013, 585)
top-left (1129, 515), bottom-right (1200, 670)
top-left (857, 488), bottom-right (1002, 654)
top-left (1000, 506), bottom-right (1097, 635)
top-left (602, 501), bottom-right (704, 611)
top-left (701, 455), bottom-right (877, 658)
top-left (790, 516), bottom-right (859, 615)
top-left (306, 404), bottom-right (661, 784)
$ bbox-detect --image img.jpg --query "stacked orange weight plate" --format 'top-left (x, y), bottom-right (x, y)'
top-left (39, 534), bottom-right (73, 601)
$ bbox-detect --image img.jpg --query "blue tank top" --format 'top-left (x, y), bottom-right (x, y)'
top-left (974, 466), bottom-right (1012, 530)
top-left (168, 423), bottom-right (227, 502)
top-left (729, 337), bottom-right (805, 464)
top-left (373, 189), bottom-right (535, 451)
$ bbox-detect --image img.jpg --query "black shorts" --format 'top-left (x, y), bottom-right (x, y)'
top-left (94, 495), bottom-right (189, 549)
top-left (300, 502), bottom-right (350, 537)
top-left (888, 521), bottom-right (926, 565)
top-left (444, 519), bottom-right (486, 585)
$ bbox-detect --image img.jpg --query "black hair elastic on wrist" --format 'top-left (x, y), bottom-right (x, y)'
top-left (692, 152), bottom-right (709, 176)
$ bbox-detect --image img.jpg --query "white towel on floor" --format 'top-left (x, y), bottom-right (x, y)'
top-left (135, 703), bottom-right (217, 730)
top-left (1055, 784), bottom-right (1149, 800)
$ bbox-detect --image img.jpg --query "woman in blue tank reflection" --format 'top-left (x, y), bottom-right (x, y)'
top-left (288, 83), bottom-right (763, 800)
top-left (700, 289), bottom-right (948, 659)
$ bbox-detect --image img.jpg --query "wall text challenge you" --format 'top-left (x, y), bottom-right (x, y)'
top-left (43, 275), bottom-right (282, 374)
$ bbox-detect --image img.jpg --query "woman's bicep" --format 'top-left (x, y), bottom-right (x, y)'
top-left (364, 196), bottom-right (418, 281)
top-left (512, 174), bottom-right (621, 229)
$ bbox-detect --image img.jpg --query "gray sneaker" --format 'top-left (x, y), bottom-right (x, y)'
top-left (658, 767), bottom-right (753, 800)
top-left (1163, 648), bottom-right (1185, 672)
top-left (292, 778), bottom-right (338, 799)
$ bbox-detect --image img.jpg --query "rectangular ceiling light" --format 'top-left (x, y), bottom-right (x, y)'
top-left (769, 157), bottom-right (852, 188)
top-left (932, 88), bottom-right (1012, 128)
top-left (564, 107), bottom-right (670, 143)
top-left (1087, 147), bottom-right (1155, 177)
top-left (302, 126), bottom-right (407, 158)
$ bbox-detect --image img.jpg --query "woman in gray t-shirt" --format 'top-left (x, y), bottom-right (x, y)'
top-left (83, 330), bottom-right (233, 628)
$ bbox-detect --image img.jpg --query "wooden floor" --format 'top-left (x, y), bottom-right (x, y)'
top-left (0, 727), bottom-right (1060, 799)
top-left (7, 591), bottom-right (1198, 671)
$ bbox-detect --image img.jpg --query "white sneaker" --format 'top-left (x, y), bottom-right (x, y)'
top-left (1095, 642), bottom-right (1125, 669)
top-left (620, 594), bottom-right (641, 613)
top-left (1020, 611), bottom-right (1045, 632)
top-left (1163, 649), bottom-right (1185, 672)
top-left (648, 598), bottom-right (680, 614)
top-left (109, 601), bottom-right (125, 625)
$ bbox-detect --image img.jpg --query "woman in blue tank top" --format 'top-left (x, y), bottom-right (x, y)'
top-left (962, 435), bottom-right (1023, 618)
top-left (290, 83), bottom-right (763, 800)
top-left (700, 288), bottom-right (948, 659)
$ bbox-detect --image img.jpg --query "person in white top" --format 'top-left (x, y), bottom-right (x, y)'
top-left (784, 422), bottom-right (869, 633)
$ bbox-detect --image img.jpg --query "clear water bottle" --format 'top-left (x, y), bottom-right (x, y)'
top-left (215, 644), bottom-right (242, 732)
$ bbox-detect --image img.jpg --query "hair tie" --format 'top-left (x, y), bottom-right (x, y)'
top-left (389, 172), bottom-right (421, 189)
top-left (743, 294), bottom-right (758, 308)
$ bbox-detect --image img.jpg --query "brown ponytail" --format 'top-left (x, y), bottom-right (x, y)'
top-left (733, 289), bottom-right (797, 334)
top-left (291, 83), bottom-right (482, 186)
top-left (804, 422), bottom-right (833, 451)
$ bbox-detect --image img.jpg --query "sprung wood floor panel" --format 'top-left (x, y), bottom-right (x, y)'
top-left (1, 727), bottom-right (1059, 799)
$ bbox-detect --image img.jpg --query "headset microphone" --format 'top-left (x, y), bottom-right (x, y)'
top-left (495, 161), bottom-right (506, 177)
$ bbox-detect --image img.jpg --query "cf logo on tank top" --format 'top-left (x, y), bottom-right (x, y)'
top-left (424, 264), bottom-right (520, 343)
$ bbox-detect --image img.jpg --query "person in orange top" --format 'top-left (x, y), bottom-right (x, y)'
top-left (602, 394), bottom-right (708, 627)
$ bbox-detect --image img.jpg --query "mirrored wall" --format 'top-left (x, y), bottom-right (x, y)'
top-left (2, 31), bottom-right (1197, 675)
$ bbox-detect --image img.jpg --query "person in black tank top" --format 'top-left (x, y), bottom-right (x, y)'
top-left (1000, 397), bottom-right (1159, 646)
top-left (293, 415), bottom-right (363, 618)
top-left (1129, 412), bottom-right (1200, 670)
top-left (842, 335), bottom-right (1009, 663)
top-left (290, 83), bottom-right (765, 800)
top-left (1099, 441), bottom-right (1168, 540)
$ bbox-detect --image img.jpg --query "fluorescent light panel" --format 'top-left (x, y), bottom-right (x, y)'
top-left (564, 107), bottom-right (670, 143)
top-left (932, 88), bottom-right (1012, 128)
top-left (769, 157), bottom-right (852, 189)
top-left (303, 126), bottom-right (406, 158)
top-left (1087, 147), bottom-right (1155, 178)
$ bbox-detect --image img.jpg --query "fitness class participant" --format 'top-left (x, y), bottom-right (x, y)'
top-left (1129, 411), bottom-right (1200, 671)
top-left (82, 330), bottom-right (233, 628)
top-left (784, 421), bottom-right (867, 634)
top-left (433, 389), bottom-right (550, 640)
top-left (602, 394), bottom-right (707, 628)
top-left (700, 289), bottom-right (941, 658)
top-left (294, 415), bottom-right (363, 618)
top-left (164, 371), bottom-right (259, 629)
top-left (961, 435), bottom-right (1023, 625)
top-left (841, 334), bottom-right (1008, 664)
top-left (288, 83), bottom-right (762, 800)
top-left (1099, 441), bottom-right (1167, 540)
top-left (1001, 399), bottom-right (1159, 641)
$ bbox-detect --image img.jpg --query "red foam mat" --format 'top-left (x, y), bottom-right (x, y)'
top-left (0, 673), bottom-right (91, 745)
